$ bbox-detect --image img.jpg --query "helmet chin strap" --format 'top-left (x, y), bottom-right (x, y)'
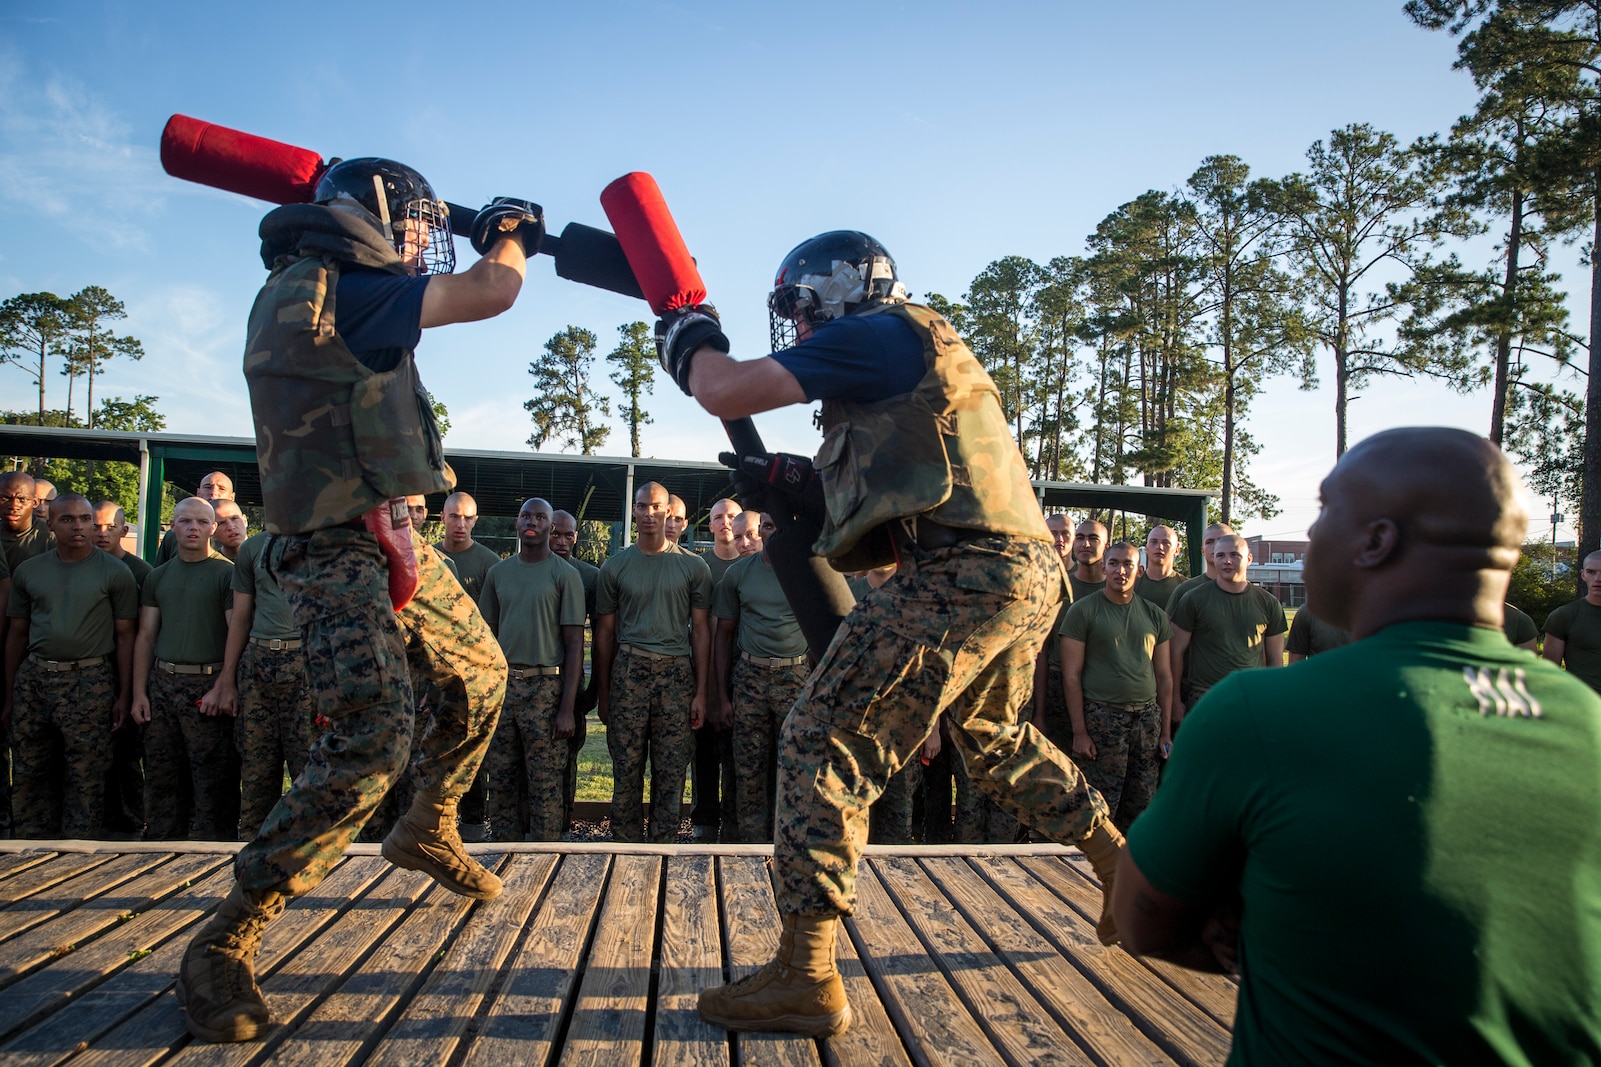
top-left (372, 174), bottom-right (393, 238)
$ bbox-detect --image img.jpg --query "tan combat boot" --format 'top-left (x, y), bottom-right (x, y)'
top-left (698, 913), bottom-right (853, 1037)
top-left (382, 793), bottom-right (503, 900)
top-left (1080, 820), bottom-right (1126, 946)
top-left (176, 882), bottom-right (286, 1042)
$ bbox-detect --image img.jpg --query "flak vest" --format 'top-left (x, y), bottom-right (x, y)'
top-left (244, 207), bottom-right (452, 535)
top-left (813, 303), bottom-right (1050, 571)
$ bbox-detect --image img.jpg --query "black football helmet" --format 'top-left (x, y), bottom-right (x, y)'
top-left (314, 157), bottom-right (455, 275)
top-left (768, 230), bottom-right (907, 349)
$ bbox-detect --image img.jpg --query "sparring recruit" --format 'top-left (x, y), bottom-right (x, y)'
top-left (4, 15), bottom-right (1601, 1060)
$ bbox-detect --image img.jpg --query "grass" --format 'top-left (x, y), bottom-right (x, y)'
top-left (574, 711), bottom-right (692, 804)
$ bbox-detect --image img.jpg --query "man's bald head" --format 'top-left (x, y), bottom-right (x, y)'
top-left (1, 471), bottom-right (36, 534)
top-left (173, 497), bottom-right (216, 522)
top-left (550, 509), bottom-right (578, 558)
top-left (442, 492), bottom-right (480, 549)
top-left (1306, 427), bottom-right (1526, 636)
top-left (32, 478), bottom-right (57, 523)
top-left (197, 471), bottom-right (235, 501)
top-left (92, 501), bottom-right (128, 554)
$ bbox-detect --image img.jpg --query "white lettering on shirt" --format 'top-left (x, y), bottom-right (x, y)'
top-left (1463, 666), bottom-right (1543, 719)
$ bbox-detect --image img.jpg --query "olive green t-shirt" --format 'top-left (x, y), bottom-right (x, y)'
top-left (1544, 597), bottom-right (1601, 693)
top-left (560, 554), bottom-right (600, 622)
top-left (1059, 592), bottom-right (1172, 705)
top-left (480, 553), bottom-right (586, 667)
top-left (1285, 610), bottom-right (1352, 658)
top-left (0, 550), bottom-right (10, 582)
top-left (702, 548), bottom-right (741, 586)
top-left (1171, 580), bottom-right (1288, 694)
top-left (114, 551), bottom-right (154, 591)
top-left (142, 556), bottom-right (235, 664)
top-left (231, 533), bottom-right (297, 640)
top-left (434, 540), bottom-right (502, 602)
top-left (2, 521), bottom-right (53, 574)
top-left (713, 553), bottom-right (807, 659)
top-left (1131, 622), bottom-right (1601, 1065)
top-left (7, 548), bottom-right (139, 659)
top-left (1045, 577), bottom-right (1078, 667)
top-left (1166, 572), bottom-right (1213, 614)
top-left (1134, 571), bottom-right (1185, 611)
top-left (597, 543), bottom-right (713, 656)
top-left (1503, 602), bottom-right (1538, 647)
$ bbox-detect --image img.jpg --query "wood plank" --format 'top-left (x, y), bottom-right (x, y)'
top-left (716, 855), bottom-right (820, 1067)
top-left (0, 853), bottom-right (225, 993)
top-left (873, 856), bottom-right (1096, 1065)
top-left (0, 852), bottom-right (115, 907)
top-left (57, 856), bottom-right (391, 1067)
top-left (0, 852), bottom-right (57, 881)
top-left (846, 861), bottom-right (1000, 1066)
top-left (462, 853), bottom-right (611, 1067)
top-left (979, 857), bottom-right (1230, 1067)
top-left (366, 853), bottom-right (558, 1067)
top-left (652, 854), bottom-right (727, 1067)
top-left (163, 865), bottom-right (437, 1067)
top-left (1026, 858), bottom-right (1237, 1028)
top-left (0, 863), bottom-right (235, 1043)
top-left (556, 854), bottom-right (660, 1067)
top-left (0, 851), bottom-right (170, 946)
top-left (918, 857), bottom-right (1174, 1067)
top-left (828, 905), bottom-right (914, 1067)
top-left (259, 864), bottom-right (493, 1067)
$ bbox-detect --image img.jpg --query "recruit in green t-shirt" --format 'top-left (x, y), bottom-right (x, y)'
top-left (142, 556), bottom-right (235, 664)
top-left (1544, 596), bottom-right (1601, 692)
top-left (1171, 580), bottom-right (1287, 693)
top-left (7, 548), bottom-right (139, 660)
top-left (597, 543), bottom-right (713, 656)
top-left (114, 551), bottom-right (153, 591)
top-left (1133, 571), bottom-right (1185, 611)
top-left (713, 553), bottom-right (807, 660)
top-left (435, 540), bottom-right (502, 602)
top-left (1502, 602), bottom-right (1538, 647)
top-left (479, 554), bottom-right (586, 667)
top-left (2, 521), bottom-right (53, 574)
top-left (1129, 622), bottom-right (1601, 1065)
top-left (562, 554), bottom-right (600, 622)
top-left (1166, 572), bottom-right (1212, 614)
top-left (701, 548), bottom-right (741, 586)
top-left (1284, 609), bottom-right (1351, 658)
top-left (1044, 576), bottom-right (1078, 666)
top-left (231, 533), bottom-right (297, 641)
top-left (1058, 591), bottom-right (1172, 705)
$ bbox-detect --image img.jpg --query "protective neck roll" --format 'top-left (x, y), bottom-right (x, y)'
top-left (258, 203), bottom-right (407, 273)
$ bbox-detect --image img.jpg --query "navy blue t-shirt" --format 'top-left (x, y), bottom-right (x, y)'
top-left (770, 313), bottom-right (926, 404)
top-left (335, 272), bottom-right (428, 370)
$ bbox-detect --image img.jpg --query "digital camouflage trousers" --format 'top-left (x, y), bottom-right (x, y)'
top-left (10, 658), bottom-right (114, 839)
top-left (774, 535), bottom-right (1108, 915)
top-left (606, 649), bottom-right (695, 844)
top-left (487, 671), bottom-right (568, 842)
top-left (1069, 699), bottom-right (1162, 832)
top-left (144, 667), bottom-right (239, 841)
top-left (729, 656), bottom-right (809, 843)
top-left (235, 643), bottom-right (316, 837)
top-left (235, 528), bottom-right (505, 897)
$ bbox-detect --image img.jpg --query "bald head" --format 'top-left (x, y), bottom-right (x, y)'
top-left (1306, 427), bottom-right (1525, 636)
top-left (1, 471), bottom-right (36, 534)
top-left (550, 509), bottom-right (578, 559)
top-left (92, 501), bottom-right (129, 555)
top-left (197, 471), bottom-right (235, 501)
top-left (442, 492), bottom-right (479, 550)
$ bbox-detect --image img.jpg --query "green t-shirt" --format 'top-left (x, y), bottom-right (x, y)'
top-left (1133, 571), bottom-right (1184, 611)
top-left (1284, 609), bottom-right (1351, 658)
top-left (434, 540), bottom-right (502, 602)
top-left (559, 554), bottom-right (600, 622)
top-left (1044, 577), bottom-right (1077, 666)
top-left (713, 553), bottom-right (807, 659)
top-left (702, 548), bottom-right (741, 586)
top-left (1068, 572), bottom-right (1105, 603)
top-left (2, 521), bottom-right (53, 574)
top-left (1171, 580), bottom-right (1287, 693)
top-left (231, 533), bottom-right (297, 640)
top-left (597, 543), bottom-right (713, 656)
top-left (142, 556), bottom-right (235, 664)
top-left (480, 553), bottom-right (586, 667)
top-left (7, 548), bottom-right (139, 659)
top-left (0, 550), bottom-right (10, 582)
top-left (1166, 572), bottom-right (1213, 614)
top-left (114, 551), bottom-right (153, 591)
top-left (1503, 602), bottom-right (1538, 647)
top-left (1544, 597), bottom-right (1601, 693)
top-left (1058, 591), bottom-right (1172, 705)
top-left (1130, 622), bottom-right (1601, 1065)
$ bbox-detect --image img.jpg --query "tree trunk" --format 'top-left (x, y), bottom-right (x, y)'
top-left (35, 341), bottom-right (46, 426)
top-left (1335, 286), bottom-right (1350, 458)
top-left (1579, 166), bottom-right (1601, 589)
top-left (1222, 376), bottom-right (1237, 525)
top-left (1490, 190), bottom-right (1523, 446)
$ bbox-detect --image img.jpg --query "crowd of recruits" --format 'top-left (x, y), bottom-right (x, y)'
top-left (6, 461), bottom-right (1601, 846)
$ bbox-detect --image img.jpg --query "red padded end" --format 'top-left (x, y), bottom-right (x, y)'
top-left (160, 114), bottom-right (326, 205)
top-left (600, 172), bottom-right (706, 314)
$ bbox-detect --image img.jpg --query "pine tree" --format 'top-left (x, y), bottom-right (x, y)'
top-left (525, 326), bottom-right (611, 454)
top-left (0, 292), bottom-right (71, 425)
top-left (606, 321), bottom-right (656, 457)
top-left (58, 286), bottom-right (144, 429)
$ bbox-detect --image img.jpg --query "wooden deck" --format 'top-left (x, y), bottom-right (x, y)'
top-left (0, 841), bottom-right (1235, 1067)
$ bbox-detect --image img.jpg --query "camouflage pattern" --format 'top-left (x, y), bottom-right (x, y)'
top-left (486, 673), bottom-right (568, 842)
top-left (606, 648), bottom-right (696, 843)
top-left (773, 536), bottom-right (1107, 915)
top-left (952, 752), bottom-right (1021, 844)
top-left (234, 527), bottom-right (504, 898)
top-left (562, 709), bottom-right (588, 828)
top-left (869, 759), bottom-right (923, 844)
top-left (234, 643), bottom-right (316, 838)
top-left (1037, 664), bottom-right (1071, 750)
top-left (143, 668), bottom-right (240, 841)
top-left (729, 657), bottom-right (809, 843)
top-left (243, 251), bottom-right (451, 536)
top-left (1069, 699), bottom-right (1162, 832)
top-left (9, 659), bottom-right (114, 839)
top-left (103, 722), bottom-right (145, 834)
top-left (813, 304), bottom-right (1051, 570)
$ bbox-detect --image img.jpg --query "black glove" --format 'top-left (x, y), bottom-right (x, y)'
top-left (721, 450), bottom-right (827, 530)
top-left (470, 197), bottom-right (545, 257)
top-left (655, 304), bottom-right (729, 396)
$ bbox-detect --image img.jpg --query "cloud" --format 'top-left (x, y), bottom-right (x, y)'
top-left (0, 43), bottom-right (170, 250)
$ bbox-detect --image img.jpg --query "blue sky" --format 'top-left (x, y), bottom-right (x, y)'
top-left (0, 1), bottom-right (1582, 539)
